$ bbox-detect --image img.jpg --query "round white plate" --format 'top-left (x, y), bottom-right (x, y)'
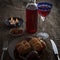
top-left (8, 37), bottom-right (52, 60)
top-left (8, 38), bottom-right (23, 60)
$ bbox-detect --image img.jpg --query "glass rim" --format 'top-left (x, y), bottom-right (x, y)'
top-left (38, 9), bottom-right (51, 11)
top-left (37, 2), bottom-right (52, 11)
top-left (38, 7), bottom-right (52, 11)
top-left (37, 2), bottom-right (52, 7)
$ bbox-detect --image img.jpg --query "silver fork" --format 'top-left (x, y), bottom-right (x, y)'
top-left (1, 41), bottom-right (8, 60)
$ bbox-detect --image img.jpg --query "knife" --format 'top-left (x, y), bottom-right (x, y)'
top-left (50, 39), bottom-right (60, 60)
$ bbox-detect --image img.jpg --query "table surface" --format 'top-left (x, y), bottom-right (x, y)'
top-left (0, 1), bottom-right (60, 60)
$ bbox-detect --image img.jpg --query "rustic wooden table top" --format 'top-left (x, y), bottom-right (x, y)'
top-left (0, 0), bottom-right (60, 60)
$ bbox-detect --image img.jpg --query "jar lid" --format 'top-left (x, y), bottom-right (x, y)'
top-left (29, 0), bottom-right (36, 3)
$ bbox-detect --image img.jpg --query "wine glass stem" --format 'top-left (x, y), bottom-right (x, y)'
top-left (41, 16), bottom-right (46, 32)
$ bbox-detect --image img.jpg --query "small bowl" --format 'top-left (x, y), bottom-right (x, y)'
top-left (9, 28), bottom-right (24, 37)
top-left (4, 17), bottom-right (24, 28)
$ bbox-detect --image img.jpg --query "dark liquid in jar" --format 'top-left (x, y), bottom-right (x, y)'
top-left (26, 9), bottom-right (38, 33)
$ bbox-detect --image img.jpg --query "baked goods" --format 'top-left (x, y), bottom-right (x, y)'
top-left (15, 37), bottom-right (46, 56)
top-left (15, 40), bottom-right (31, 55)
top-left (10, 28), bottom-right (23, 35)
top-left (29, 37), bottom-right (46, 51)
top-left (9, 17), bottom-right (19, 25)
top-left (16, 18), bottom-right (19, 23)
top-left (40, 40), bottom-right (46, 49)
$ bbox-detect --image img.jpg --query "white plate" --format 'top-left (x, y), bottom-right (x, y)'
top-left (8, 37), bottom-right (52, 60)
top-left (8, 37), bottom-right (31, 60)
top-left (8, 38), bottom-right (23, 60)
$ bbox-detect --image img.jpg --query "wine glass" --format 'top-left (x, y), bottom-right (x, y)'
top-left (37, 2), bottom-right (52, 39)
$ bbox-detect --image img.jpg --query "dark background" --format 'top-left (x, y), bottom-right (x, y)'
top-left (0, 0), bottom-right (60, 60)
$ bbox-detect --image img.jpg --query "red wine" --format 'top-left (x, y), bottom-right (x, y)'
top-left (38, 6), bottom-right (50, 17)
top-left (26, 9), bottom-right (38, 33)
top-left (38, 10), bottom-right (50, 17)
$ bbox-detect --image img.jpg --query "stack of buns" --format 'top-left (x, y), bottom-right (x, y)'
top-left (15, 37), bottom-right (46, 55)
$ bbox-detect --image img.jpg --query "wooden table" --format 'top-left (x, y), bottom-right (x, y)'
top-left (0, 1), bottom-right (60, 60)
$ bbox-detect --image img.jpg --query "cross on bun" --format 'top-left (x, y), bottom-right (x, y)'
top-left (29, 37), bottom-right (46, 51)
top-left (15, 40), bottom-right (31, 55)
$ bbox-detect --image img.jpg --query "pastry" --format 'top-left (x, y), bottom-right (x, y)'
top-left (15, 37), bottom-right (46, 56)
top-left (9, 17), bottom-right (16, 25)
top-left (10, 28), bottom-right (23, 34)
top-left (16, 18), bottom-right (19, 23)
top-left (29, 37), bottom-right (46, 51)
top-left (15, 40), bottom-right (31, 55)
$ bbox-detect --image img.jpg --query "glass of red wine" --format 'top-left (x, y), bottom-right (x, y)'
top-left (37, 2), bottom-right (52, 39)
